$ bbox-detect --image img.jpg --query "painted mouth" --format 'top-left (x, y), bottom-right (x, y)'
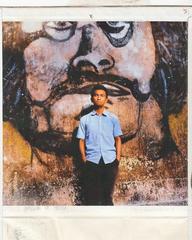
top-left (37, 73), bottom-right (132, 108)
top-left (74, 82), bottom-right (130, 96)
top-left (29, 71), bottom-right (150, 109)
top-left (66, 70), bottom-right (133, 96)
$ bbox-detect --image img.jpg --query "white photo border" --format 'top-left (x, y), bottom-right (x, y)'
top-left (1, 5), bottom-right (191, 218)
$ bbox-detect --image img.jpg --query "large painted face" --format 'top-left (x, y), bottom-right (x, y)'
top-left (17, 21), bottom-right (156, 154)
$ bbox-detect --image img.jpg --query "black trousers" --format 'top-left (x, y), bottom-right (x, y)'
top-left (82, 157), bottom-right (119, 205)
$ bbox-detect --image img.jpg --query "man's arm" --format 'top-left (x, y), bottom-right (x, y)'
top-left (115, 136), bottom-right (121, 161)
top-left (79, 139), bottom-right (86, 162)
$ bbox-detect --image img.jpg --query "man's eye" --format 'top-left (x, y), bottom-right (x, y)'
top-left (98, 21), bottom-right (133, 48)
top-left (43, 21), bottom-right (77, 41)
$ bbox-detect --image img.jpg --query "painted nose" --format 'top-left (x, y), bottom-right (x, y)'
top-left (72, 25), bottom-right (114, 73)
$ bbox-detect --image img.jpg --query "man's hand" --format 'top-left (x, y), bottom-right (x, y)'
top-left (81, 157), bottom-right (86, 163)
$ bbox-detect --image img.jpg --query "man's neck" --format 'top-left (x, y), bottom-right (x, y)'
top-left (95, 106), bottom-right (105, 115)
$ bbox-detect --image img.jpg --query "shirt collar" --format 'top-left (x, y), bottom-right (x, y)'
top-left (91, 110), bottom-right (109, 117)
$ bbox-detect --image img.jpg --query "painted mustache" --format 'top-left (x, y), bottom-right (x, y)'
top-left (26, 69), bottom-right (151, 108)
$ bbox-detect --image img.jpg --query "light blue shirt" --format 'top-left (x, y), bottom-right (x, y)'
top-left (76, 110), bottom-right (122, 164)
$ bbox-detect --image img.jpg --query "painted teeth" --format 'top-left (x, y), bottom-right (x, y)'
top-left (103, 84), bottom-right (120, 91)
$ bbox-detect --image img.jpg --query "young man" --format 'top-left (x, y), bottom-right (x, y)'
top-left (76, 85), bottom-right (122, 205)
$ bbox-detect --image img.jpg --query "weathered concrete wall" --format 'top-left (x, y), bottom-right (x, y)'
top-left (3, 102), bottom-right (187, 205)
top-left (3, 21), bottom-right (187, 205)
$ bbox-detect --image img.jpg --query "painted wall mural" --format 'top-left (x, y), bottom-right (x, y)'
top-left (3, 21), bottom-right (187, 205)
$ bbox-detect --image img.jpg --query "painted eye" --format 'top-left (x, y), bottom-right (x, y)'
top-left (98, 21), bottom-right (133, 47)
top-left (43, 21), bottom-right (77, 41)
top-left (107, 22), bottom-right (131, 37)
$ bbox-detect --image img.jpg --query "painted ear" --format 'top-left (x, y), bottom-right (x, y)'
top-left (151, 22), bottom-right (187, 115)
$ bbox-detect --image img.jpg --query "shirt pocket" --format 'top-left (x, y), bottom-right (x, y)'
top-left (85, 124), bottom-right (98, 144)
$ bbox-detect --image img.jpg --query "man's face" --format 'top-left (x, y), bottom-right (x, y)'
top-left (91, 89), bottom-right (108, 108)
top-left (21, 21), bottom-right (157, 153)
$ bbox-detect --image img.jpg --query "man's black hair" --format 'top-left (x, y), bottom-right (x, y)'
top-left (91, 84), bottom-right (108, 97)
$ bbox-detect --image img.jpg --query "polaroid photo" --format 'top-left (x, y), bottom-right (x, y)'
top-left (1, 2), bottom-right (192, 240)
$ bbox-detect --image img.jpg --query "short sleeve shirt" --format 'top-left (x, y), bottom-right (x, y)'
top-left (76, 110), bottom-right (122, 164)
